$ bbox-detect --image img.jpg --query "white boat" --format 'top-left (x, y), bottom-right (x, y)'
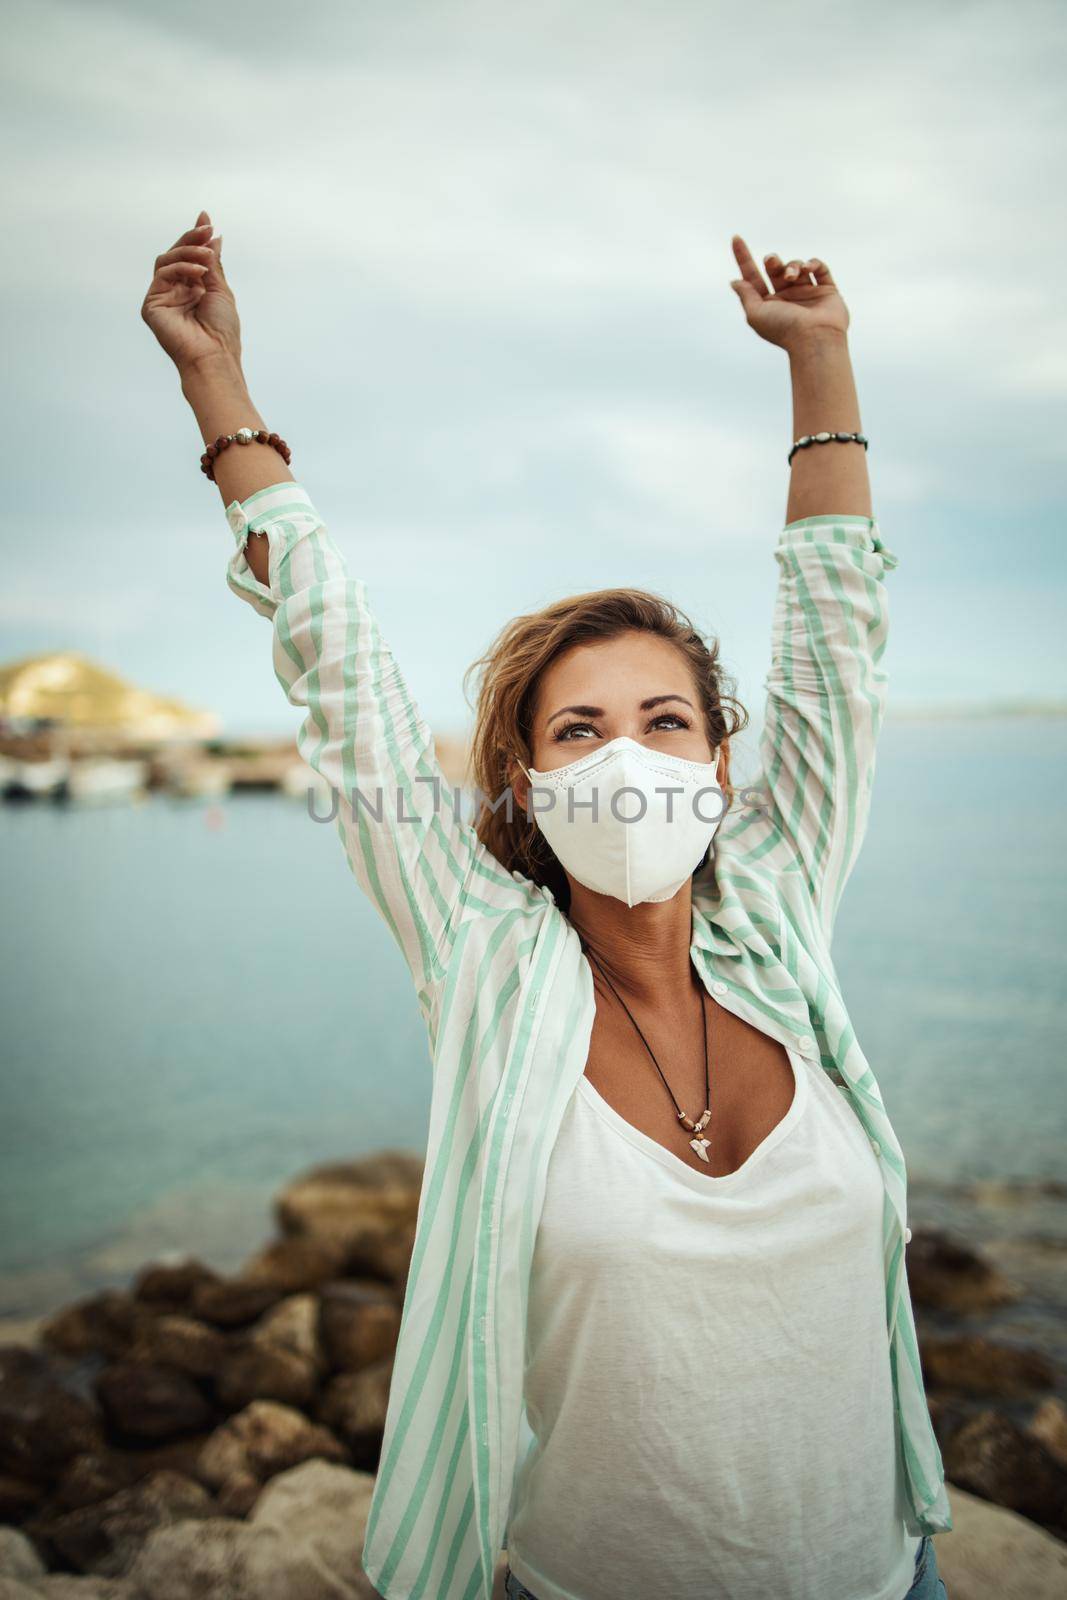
top-left (2, 756), bottom-right (71, 799)
top-left (66, 758), bottom-right (148, 805)
top-left (279, 763), bottom-right (335, 810)
top-left (163, 758), bottom-right (232, 798)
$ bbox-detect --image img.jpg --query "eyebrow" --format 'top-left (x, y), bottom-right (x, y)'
top-left (545, 693), bottom-right (695, 727)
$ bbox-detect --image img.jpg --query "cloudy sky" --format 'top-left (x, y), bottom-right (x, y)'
top-left (4, 0), bottom-right (1065, 740)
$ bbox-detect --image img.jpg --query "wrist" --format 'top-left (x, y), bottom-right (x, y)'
top-left (179, 349), bottom-right (248, 399)
top-left (785, 326), bottom-right (849, 361)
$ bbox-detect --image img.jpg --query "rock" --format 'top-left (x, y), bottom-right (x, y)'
top-left (0, 1317), bottom-right (47, 1349)
top-left (1028, 1395), bottom-right (1067, 1470)
top-left (907, 1227), bottom-right (1020, 1314)
top-left (317, 1358), bottom-right (393, 1468)
top-left (248, 1458), bottom-right (380, 1591)
top-left (350, 1220), bottom-right (418, 1289)
top-left (247, 1294), bottom-right (323, 1373)
top-left (274, 1156), bottom-right (423, 1273)
top-left (920, 1333), bottom-right (1058, 1397)
top-left (188, 1280), bottom-right (282, 1330)
top-left (132, 1257), bottom-right (220, 1312)
top-left (94, 1362), bottom-right (214, 1442)
top-left (942, 1411), bottom-right (1067, 1535)
top-left (935, 1482), bottom-right (1067, 1599)
top-left (926, 1391), bottom-right (972, 1448)
top-left (0, 1348), bottom-right (104, 1484)
top-left (0, 1475), bottom-right (48, 1522)
top-left (51, 1434), bottom-right (212, 1512)
top-left (49, 1451), bottom-right (142, 1512)
top-left (127, 1314), bottom-right (229, 1379)
top-left (964, 1178), bottom-right (1067, 1206)
top-left (126, 1460), bottom-right (379, 1599)
top-left (38, 1293), bottom-right (151, 1363)
top-left (122, 1516), bottom-right (255, 1600)
top-left (214, 1475), bottom-right (261, 1520)
top-left (196, 1400), bottom-right (347, 1495)
top-left (17, 1582), bottom-right (140, 1598)
top-left (29, 1469), bottom-right (213, 1578)
top-left (215, 1340), bottom-right (318, 1414)
top-left (237, 1236), bottom-right (349, 1295)
top-left (318, 1282), bottom-right (402, 1373)
top-left (0, 1526), bottom-right (45, 1579)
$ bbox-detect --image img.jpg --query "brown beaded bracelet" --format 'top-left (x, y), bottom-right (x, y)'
top-left (200, 426), bottom-right (292, 482)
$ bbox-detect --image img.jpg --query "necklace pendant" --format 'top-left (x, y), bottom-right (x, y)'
top-left (690, 1136), bottom-right (711, 1162)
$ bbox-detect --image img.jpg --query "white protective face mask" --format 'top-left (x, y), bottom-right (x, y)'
top-left (519, 735), bottom-right (726, 907)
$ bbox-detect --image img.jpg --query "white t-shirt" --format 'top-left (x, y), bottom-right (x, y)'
top-left (505, 1045), bottom-right (923, 1600)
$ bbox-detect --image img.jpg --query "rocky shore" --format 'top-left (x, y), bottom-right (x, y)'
top-left (2, 1154), bottom-right (1066, 1599)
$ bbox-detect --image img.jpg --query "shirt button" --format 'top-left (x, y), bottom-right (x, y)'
top-left (798, 1037), bottom-right (816, 1056)
top-left (904, 1227), bottom-right (913, 1244)
top-left (870, 1138), bottom-right (881, 1155)
top-left (712, 981), bottom-right (727, 996)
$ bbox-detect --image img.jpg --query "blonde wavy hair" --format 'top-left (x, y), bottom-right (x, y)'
top-left (461, 588), bottom-right (749, 912)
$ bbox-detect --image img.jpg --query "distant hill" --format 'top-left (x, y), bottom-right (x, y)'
top-left (0, 652), bottom-right (219, 740)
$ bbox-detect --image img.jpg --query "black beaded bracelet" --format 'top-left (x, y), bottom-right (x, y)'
top-left (788, 430), bottom-right (868, 467)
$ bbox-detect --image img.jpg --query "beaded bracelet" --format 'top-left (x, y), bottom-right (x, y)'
top-left (788, 430), bottom-right (868, 467)
top-left (200, 426), bottom-right (292, 482)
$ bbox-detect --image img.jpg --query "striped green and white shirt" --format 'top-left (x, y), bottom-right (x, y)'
top-left (224, 482), bottom-right (952, 1600)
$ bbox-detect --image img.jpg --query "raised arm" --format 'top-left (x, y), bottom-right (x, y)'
top-left (141, 211), bottom-right (535, 1034)
top-left (728, 238), bottom-right (897, 944)
top-left (215, 475), bottom-right (495, 1015)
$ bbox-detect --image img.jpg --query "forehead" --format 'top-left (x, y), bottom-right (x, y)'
top-left (535, 631), bottom-right (696, 705)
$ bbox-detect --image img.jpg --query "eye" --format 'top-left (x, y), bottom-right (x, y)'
top-left (551, 712), bottom-right (691, 743)
top-left (553, 719), bottom-right (597, 742)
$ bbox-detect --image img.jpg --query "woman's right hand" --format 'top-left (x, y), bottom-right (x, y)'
top-left (141, 209), bottom-right (242, 375)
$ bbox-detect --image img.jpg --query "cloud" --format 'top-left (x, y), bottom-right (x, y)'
top-left (2, 0), bottom-right (1065, 727)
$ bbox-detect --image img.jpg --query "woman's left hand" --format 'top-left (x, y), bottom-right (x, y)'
top-left (728, 234), bottom-right (849, 350)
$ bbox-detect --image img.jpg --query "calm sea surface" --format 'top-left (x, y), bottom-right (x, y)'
top-left (1, 715), bottom-right (1065, 1320)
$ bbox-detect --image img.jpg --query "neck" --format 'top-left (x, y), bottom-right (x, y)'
top-left (567, 878), bottom-right (696, 1007)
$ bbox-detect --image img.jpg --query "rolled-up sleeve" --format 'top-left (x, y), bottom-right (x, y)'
top-left (757, 513), bottom-right (899, 944)
top-left (224, 481), bottom-right (328, 616)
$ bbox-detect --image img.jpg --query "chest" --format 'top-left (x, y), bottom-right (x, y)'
top-left (583, 989), bottom-right (798, 1180)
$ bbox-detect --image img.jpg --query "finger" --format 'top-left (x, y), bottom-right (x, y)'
top-left (730, 234), bottom-right (770, 299)
top-left (729, 277), bottom-right (764, 318)
top-left (145, 275), bottom-right (205, 314)
top-left (805, 256), bottom-right (835, 288)
top-left (153, 262), bottom-right (209, 288)
top-left (154, 243), bottom-right (215, 272)
top-left (762, 252), bottom-right (790, 290)
top-left (205, 231), bottom-right (225, 285)
top-left (781, 258), bottom-right (815, 287)
top-left (164, 220), bottom-right (214, 256)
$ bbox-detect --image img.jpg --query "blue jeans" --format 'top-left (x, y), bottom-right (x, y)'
top-left (503, 1534), bottom-right (948, 1598)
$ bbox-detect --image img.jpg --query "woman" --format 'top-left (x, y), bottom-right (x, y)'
top-left (142, 214), bottom-right (951, 1600)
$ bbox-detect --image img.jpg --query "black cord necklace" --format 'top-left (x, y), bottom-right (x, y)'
top-left (578, 933), bottom-right (713, 1162)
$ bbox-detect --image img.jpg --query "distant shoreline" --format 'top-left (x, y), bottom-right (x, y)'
top-left (886, 703), bottom-right (1067, 721)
